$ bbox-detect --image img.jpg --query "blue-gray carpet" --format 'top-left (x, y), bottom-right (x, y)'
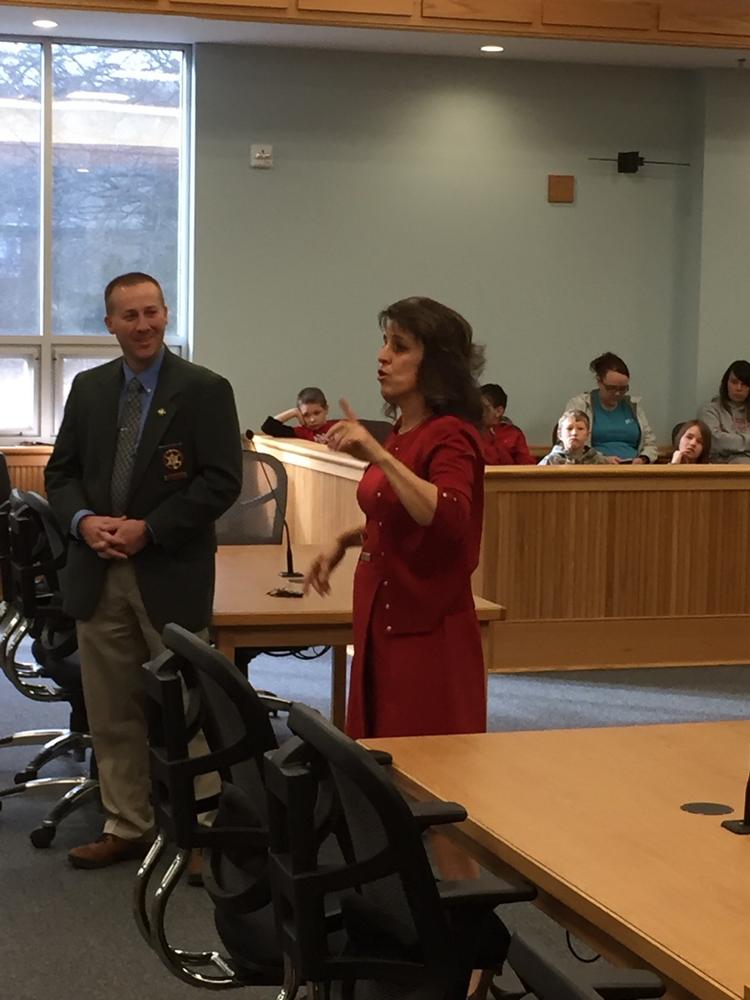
top-left (1, 648), bottom-right (748, 999)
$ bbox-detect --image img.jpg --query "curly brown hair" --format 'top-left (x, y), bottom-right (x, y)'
top-left (378, 297), bottom-right (485, 427)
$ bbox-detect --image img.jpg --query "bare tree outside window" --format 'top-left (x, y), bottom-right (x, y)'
top-left (0, 41), bottom-right (41, 336)
top-left (0, 40), bottom-right (187, 436)
top-left (52, 45), bottom-right (183, 335)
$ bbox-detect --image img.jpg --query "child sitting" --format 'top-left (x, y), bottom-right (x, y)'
top-left (262, 387), bottom-right (338, 443)
top-left (671, 419), bottom-right (712, 464)
top-left (539, 410), bottom-right (609, 465)
top-left (480, 395), bottom-right (513, 465)
top-left (481, 383), bottom-right (536, 464)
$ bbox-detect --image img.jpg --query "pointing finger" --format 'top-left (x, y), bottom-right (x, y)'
top-left (339, 398), bottom-right (359, 423)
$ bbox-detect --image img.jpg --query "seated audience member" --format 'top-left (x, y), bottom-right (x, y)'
top-left (698, 361), bottom-right (750, 463)
top-left (480, 395), bottom-right (513, 465)
top-left (480, 383), bottom-right (535, 464)
top-left (261, 387), bottom-right (338, 442)
top-left (671, 420), bottom-right (712, 464)
top-left (566, 352), bottom-right (657, 464)
top-left (538, 410), bottom-right (609, 465)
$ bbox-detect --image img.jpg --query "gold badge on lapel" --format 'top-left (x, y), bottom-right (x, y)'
top-left (160, 444), bottom-right (188, 481)
top-left (157, 408), bottom-right (167, 416)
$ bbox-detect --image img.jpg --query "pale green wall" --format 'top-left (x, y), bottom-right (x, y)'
top-left (193, 45), bottom-right (700, 443)
top-left (696, 70), bottom-right (750, 409)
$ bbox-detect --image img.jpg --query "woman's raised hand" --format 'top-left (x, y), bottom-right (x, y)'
top-left (323, 399), bottom-right (385, 464)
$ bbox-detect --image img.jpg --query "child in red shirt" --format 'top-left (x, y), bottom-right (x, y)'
top-left (262, 387), bottom-right (338, 442)
top-left (481, 383), bottom-right (536, 465)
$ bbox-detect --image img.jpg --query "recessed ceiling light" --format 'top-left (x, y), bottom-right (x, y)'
top-left (32, 18), bottom-right (58, 29)
top-left (480, 45), bottom-right (505, 53)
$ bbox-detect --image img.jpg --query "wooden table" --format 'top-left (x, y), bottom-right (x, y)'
top-left (365, 721), bottom-right (750, 1000)
top-left (212, 544), bottom-right (505, 728)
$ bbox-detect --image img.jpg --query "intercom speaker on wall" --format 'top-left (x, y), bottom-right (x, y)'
top-left (250, 144), bottom-right (273, 169)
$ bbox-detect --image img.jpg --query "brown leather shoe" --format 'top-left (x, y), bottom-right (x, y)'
top-left (68, 833), bottom-right (151, 869)
top-left (186, 848), bottom-right (203, 887)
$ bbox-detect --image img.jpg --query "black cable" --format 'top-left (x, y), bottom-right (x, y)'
top-left (565, 930), bottom-right (600, 964)
top-left (262, 645), bottom-right (331, 659)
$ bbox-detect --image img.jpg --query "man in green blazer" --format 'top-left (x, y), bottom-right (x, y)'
top-left (45, 271), bottom-right (242, 868)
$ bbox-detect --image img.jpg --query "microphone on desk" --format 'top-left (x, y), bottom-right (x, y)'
top-left (245, 430), bottom-right (304, 580)
top-left (721, 769), bottom-right (750, 836)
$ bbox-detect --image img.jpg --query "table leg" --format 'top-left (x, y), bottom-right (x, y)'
top-left (331, 645), bottom-right (348, 730)
top-left (213, 630), bottom-right (235, 663)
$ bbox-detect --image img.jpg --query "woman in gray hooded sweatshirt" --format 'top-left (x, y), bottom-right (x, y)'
top-left (698, 360), bottom-right (750, 463)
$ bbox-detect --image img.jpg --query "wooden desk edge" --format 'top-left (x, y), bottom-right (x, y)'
top-left (367, 748), bottom-right (738, 1000)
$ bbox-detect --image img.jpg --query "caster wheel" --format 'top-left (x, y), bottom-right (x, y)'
top-left (30, 825), bottom-right (55, 848)
top-left (14, 769), bottom-right (36, 785)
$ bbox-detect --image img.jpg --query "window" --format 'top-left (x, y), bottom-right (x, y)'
top-left (0, 39), bottom-right (190, 438)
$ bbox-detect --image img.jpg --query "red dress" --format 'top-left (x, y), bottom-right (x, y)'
top-left (346, 415), bottom-right (486, 740)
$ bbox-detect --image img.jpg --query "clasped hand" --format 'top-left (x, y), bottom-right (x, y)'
top-left (79, 515), bottom-right (149, 559)
top-left (322, 399), bottom-right (384, 464)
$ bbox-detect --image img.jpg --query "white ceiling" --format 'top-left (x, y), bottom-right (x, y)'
top-left (1, 3), bottom-right (749, 69)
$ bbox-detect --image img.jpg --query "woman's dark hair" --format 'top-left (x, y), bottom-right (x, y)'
top-left (672, 420), bottom-right (712, 464)
top-left (481, 383), bottom-right (508, 410)
top-left (296, 386), bottom-right (328, 408)
top-left (589, 352), bottom-right (630, 380)
top-left (718, 360), bottom-right (750, 417)
top-left (378, 297), bottom-right (485, 426)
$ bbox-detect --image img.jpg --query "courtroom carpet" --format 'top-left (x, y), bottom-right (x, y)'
top-left (1, 647), bottom-right (748, 1000)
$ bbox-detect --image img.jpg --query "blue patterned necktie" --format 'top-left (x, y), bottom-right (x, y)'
top-left (110, 377), bottom-right (143, 516)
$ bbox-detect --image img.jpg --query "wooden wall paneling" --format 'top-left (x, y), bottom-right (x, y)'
top-left (1, 447), bottom-right (53, 497)
top-left (172, 0), bottom-right (287, 8)
top-left (298, 0), bottom-right (412, 14)
top-left (659, 1), bottom-right (750, 37)
top-left (421, 0), bottom-right (538, 25)
top-left (542, 0), bottom-right (658, 31)
top-left (493, 614), bottom-right (750, 671)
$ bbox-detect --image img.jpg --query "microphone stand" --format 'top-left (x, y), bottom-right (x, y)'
top-left (245, 430), bottom-right (303, 580)
top-left (722, 769), bottom-right (750, 835)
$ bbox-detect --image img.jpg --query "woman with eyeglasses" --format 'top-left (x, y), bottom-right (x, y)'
top-left (565, 352), bottom-right (658, 464)
top-left (697, 360), bottom-right (750, 463)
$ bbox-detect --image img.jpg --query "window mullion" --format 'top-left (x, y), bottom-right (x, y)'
top-left (39, 38), bottom-right (53, 439)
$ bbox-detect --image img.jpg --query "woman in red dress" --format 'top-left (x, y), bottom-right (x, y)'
top-left (306, 296), bottom-right (487, 740)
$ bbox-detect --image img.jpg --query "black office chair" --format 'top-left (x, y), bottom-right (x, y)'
top-left (264, 702), bottom-right (537, 1000)
top-left (0, 490), bottom-right (98, 847)
top-left (136, 622), bottom-right (295, 989)
top-left (216, 447), bottom-right (324, 679)
top-left (215, 450), bottom-right (287, 545)
top-left (496, 932), bottom-right (664, 1000)
top-left (360, 419), bottom-right (394, 445)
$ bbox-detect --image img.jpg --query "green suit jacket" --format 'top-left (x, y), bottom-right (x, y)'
top-left (45, 349), bottom-right (242, 632)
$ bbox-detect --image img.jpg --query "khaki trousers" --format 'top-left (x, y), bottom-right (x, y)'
top-left (77, 560), bottom-right (216, 840)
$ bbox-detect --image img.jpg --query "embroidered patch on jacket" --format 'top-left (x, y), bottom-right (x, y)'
top-left (160, 444), bottom-right (188, 481)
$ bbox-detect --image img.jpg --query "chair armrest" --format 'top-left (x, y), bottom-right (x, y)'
top-left (366, 749), bottom-right (393, 767)
top-left (438, 875), bottom-right (537, 908)
top-left (591, 971), bottom-right (665, 1000)
top-left (410, 800), bottom-right (467, 828)
top-left (260, 694), bottom-right (292, 713)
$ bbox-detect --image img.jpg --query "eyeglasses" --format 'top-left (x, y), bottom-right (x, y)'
top-left (600, 383), bottom-right (629, 394)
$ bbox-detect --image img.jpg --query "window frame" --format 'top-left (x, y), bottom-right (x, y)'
top-left (0, 35), bottom-right (192, 442)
